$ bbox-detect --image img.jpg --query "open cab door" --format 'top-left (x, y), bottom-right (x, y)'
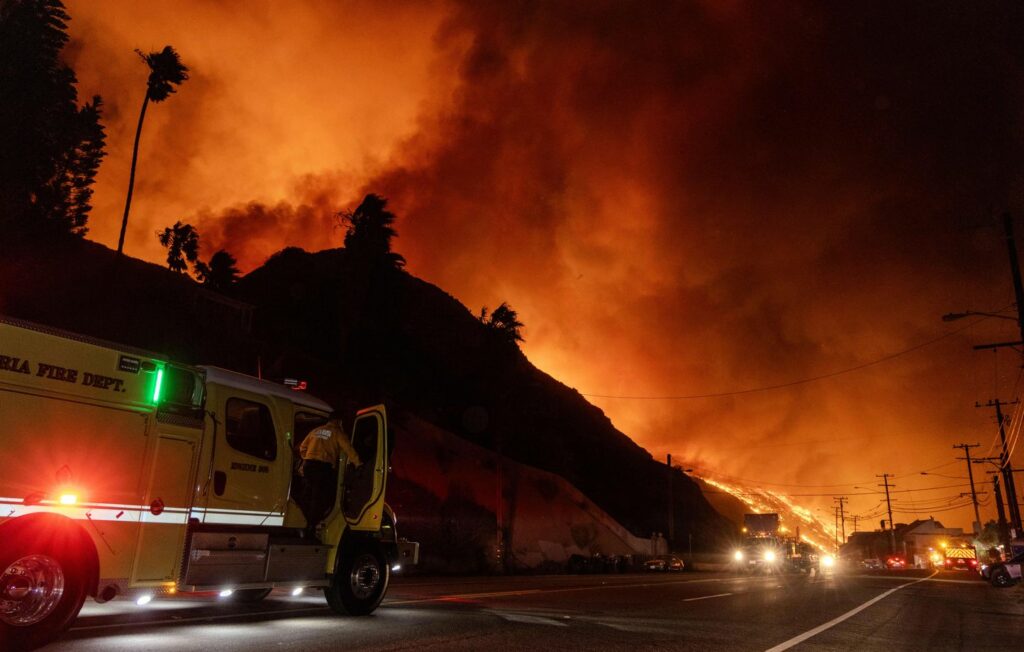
top-left (340, 405), bottom-right (387, 531)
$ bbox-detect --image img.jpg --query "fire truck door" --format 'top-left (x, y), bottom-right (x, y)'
top-left (202, 391), bottom-right (289, 524)
top-left (342, 406), bottom-right (387, 530)
top-left (132, 433), bottom-right (198, 582)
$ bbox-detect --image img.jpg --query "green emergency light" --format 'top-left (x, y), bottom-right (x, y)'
top-left (152, 367), bottom-right (164, 404)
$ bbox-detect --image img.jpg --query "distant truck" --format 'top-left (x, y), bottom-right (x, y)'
top-left (744, 513), bottom-right (780, 537)
top-left (942, 546), bottom-right (979, 571)
top-left (0, 316), bottom-right (418, 649)
top-left (733, 513), bottom-right (826, 574)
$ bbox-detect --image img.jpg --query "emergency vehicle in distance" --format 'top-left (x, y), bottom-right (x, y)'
top-left (731, 513), bottom-right (829, 574)
top-left (0, 316), bottom-right (418, 649)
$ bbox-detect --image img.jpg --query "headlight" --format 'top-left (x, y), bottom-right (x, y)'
top-left (734, 550), bottom-right (744, 561)
top-left (821, 555), bottom-right (835, 568)
top-left (764, 550), bottom-right (776, 562)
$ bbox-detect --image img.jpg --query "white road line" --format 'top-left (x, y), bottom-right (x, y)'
top-left (763, 572), bottom-right (937, 652)
top-left (498, 613), bottom-right (569, 627)
top-left (69, 607), bottom-right (328, 631)
top-left (846, 573), bottom-right (982, 585)
top-left (385, 576), bottom-right (774, 606)
top-left (682, 592), bottom-right (733, 602)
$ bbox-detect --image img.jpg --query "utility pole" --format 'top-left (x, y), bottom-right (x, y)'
top-left (878, 474), bottom-right (896, 554)
top-left (1000, 211), bottom-right (1024, 538)
top-left (666, 454), bottom-right (674, 548)
top-left (833, 507), bottom-right (840, 551)
top-left (833, 496), bottom-right (847, 544)
top-left (1003, 212), bottom-right (1024, 345)
top-left (992, 474), bottom-right (1012, 551)
top-left (977, 399), bottom-right (1022, 537)
top-left (954, 443), bottom-right (983, 535)
top-left (852, 515), bottom-right (859, 533)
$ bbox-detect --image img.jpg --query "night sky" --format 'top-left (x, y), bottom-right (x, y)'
top-left (66, 1), bottom-right (1024, 528)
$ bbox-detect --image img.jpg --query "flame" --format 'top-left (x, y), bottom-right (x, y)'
top-left (698, 475), bottom-right (834, 552)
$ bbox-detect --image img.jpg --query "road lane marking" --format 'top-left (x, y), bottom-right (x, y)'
top-left (846, 573), bottom-right (983, 585)
top-left (69, 606), bottom-right (329, 631)
top-left (385, 576), bottom-right (775, 606)
top-left (497, 612), bottom-right (569, 627)
top-left (682, 592), bottom-right (733, 602)
top-left (763, 572), bottom-right (938, 652)
top-left (68, 576), bottom-right (776, 631)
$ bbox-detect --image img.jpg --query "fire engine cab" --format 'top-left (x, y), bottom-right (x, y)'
top-left (0, 316), bottom-right (418, 649)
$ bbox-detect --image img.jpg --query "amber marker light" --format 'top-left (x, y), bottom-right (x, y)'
top-left (59, 493), bottom-right (78, 505)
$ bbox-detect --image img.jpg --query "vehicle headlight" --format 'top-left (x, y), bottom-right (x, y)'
top-left (764, 550), bottom-right (776, 562)
top-left (822, 555), bottom-right (835, 568)
top-left (734, 550), bottom-right (744, 561)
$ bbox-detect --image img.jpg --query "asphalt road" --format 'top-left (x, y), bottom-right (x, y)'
top-left (42, 569), bottom-right (1024, 651)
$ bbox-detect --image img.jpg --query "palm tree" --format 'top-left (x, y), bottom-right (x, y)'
top-left (116, 45), bottom-right (188, 254)
top-left (339, 193), bottom-right (406, 268)
top-left (157, 221), bottom-right (200, 273)
top-left (195, 249), bottom-right (241, 290)
top-left (480, 302), bottom-right (525, 345)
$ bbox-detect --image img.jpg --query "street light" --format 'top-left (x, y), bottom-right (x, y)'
top-left (942, 310), bottom-right (1018, 322)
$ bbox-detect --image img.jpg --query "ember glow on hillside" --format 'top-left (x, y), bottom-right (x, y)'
top-left (700, 477), bottom-right (833, 552)
top-left (65, 1), bottom-right (1024, 528)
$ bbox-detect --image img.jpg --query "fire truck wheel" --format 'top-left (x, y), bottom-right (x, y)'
top-left (325, 543), bottom-right (390, 616)
top-left (230, 588), bottom-right (273, 603)
top-left (0, 537), bottom-right (88, 650)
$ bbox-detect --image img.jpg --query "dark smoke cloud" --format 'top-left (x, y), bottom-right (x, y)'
top-left (356, 1), bottom-right (1024, 523)
top-left (69, 0), bottom-right (1024, 526)
top-left (195, 175), bottom-right (347, 266)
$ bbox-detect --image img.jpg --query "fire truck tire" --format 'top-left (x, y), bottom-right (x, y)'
top-left (231, 588), bottom-right (273, 603)
top-left (325, 542), bottom-right (390, 616)
top-left (0, 532), bottom-right (89, 651)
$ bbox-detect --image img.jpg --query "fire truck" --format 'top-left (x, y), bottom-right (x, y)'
top-left (731, 513), bottom-right (829, 574)
top-left (0, 316), bottom-right (418, 649)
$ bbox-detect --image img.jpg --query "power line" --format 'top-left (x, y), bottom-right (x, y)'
top-left (696, 461), bottom-right (958, 490)
top-left (701, 482), bottom-right (973, 497)
top-left (581, 315), bottom-right (989, 400)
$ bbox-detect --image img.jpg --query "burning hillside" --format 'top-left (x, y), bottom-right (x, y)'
top-left (696, 475), bottom-right (837, 552)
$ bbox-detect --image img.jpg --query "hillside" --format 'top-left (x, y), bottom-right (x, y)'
top-left (0, 239), bottom-right (734, 566)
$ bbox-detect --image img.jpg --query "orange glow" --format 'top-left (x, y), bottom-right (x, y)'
top-left (58, 493), bottom-right (78, 505)
top-left (59, 1), bottom-right (1019, 534)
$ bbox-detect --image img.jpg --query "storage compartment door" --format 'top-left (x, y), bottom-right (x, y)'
top-left (132, 434), bottom-right (198, 582)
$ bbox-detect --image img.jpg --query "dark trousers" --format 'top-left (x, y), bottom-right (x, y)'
top-left (302, 460), bottom-right (337, 533)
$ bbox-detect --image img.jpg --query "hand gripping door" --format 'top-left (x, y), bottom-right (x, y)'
top-left (342, 405), bottom-right (387, 530)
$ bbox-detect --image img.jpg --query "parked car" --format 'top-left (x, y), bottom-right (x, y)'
top-left (644, 555), bottom-right (685, 572)
top-left (861, 558), bottom-right (884, 570)
top-left (982, 552), bottom-right (1024, 588)
top-left (567, 554), bottom-right (591, 574)
top-left (885, 555), bottom-right (906, 570)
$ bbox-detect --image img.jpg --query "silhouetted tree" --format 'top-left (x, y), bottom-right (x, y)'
top-left (157, 221), bottom-right (200, 273)
top-left (339, 193), bottom-right (406, 268)
top-left (479, 302), bottom-right (524, 345)
top-left (117, 45), bottom-right (188, 254)
top-left (0, 0), bottom-right (106, 241)
top-left (194, 249), bottom-right (240, 290)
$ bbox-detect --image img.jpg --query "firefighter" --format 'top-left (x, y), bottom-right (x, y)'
top-left (299, 410), bottom-right (362, 537)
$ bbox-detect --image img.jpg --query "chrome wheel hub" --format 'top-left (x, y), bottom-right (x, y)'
top-left (349, 555), bottom-right (381, 600)
top-left (0, 555), bottom-right (65, 626)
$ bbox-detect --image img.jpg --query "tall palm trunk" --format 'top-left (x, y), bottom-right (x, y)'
top-left (116, 91), bottom-right (150, 254)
